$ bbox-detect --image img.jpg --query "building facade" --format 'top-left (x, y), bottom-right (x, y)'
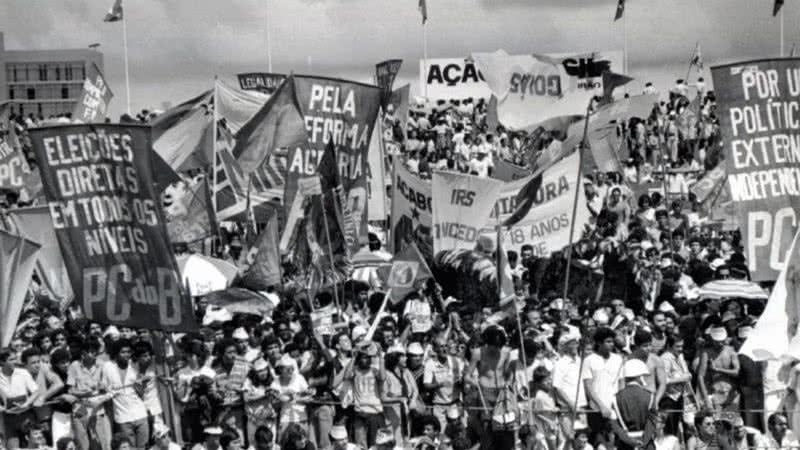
top-left (0, 32), bottom-right (104, 118)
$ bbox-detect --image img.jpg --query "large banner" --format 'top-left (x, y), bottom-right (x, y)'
top-left (237, 72), bottom-right (286, 94)
top-left (432, 172), bottom-right (503, 254)
top-left (485, 151), bottom-right (589, 256)
top-left (471, 50), bottom-right (623, 129)
top-left (73, 63), bottom-right (113, 123)
top-left (29, 125), bottom-right (197, 331)
top-left (712, 58), bottom-right (800, 281)
top-left (421, 51), bottom-right (623, 102)
top-left (0, 139), bottom-right (27, 189)
top-left (391, 162), bottom-right (432, 254)
top-left (0, 230), bottom-right (40, 346)
top-left (288, 76), bottom-right (382, 246)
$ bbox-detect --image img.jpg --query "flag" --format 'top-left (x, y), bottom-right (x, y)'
top-left (774, 0), bottom-right (785, 16)
top-left (73, 63), bottom-right (113, 123)
top-left (419, 0), bottom-right (428, 24)
top-left (383, 243), bottom-right (433, 303)
top-left (236, 206), bottom-right (282, 290)
top-left (317, 138), bottom-right (357, 256)
top-left (5, 206), bottom-right (73, 307)
top-left (375, 59), bottom-right (403, 107)
top-left (496, 228), bottom-right (515, 303)
top-left (690, 43), bottom-right (703, 70)
top-left (599, 71), bottom-right (634, 105)
top-left (164, 176), bottom-right (217, 244)
top-left (103, 0), bottom-right (123, 22)
top-left (0, 230), bottom-right (41, 346)
top-left (614, 0), bottom-right (625, 21)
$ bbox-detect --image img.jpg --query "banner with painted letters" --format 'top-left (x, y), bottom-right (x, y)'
top-left (287, 76), bottom-right (382, 247)
top-left (472, 50), bottom-right (621, 129)
top-left (484, 151), bottom-right (589, 257)
top-left (0, 139), bottom-right (27, 189)
top-left (712, 58), bottom-right (800, 281)
top-left (237, 72), bottom-right (286, 94)
top-left (391, 162), bottom-right (433, 255)
top-left (432, 172), bottom-right (503, 254)
top-left (73, 63), bottom-right (113, 123)
top-left (421, 51), bottom-right (623, 103)
top-left (28, 124), bottom-right (196, 331)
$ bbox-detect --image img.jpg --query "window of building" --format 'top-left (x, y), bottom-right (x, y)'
top-left (65, 65), bottom-right (73, 80)
top-left (61, 85), bottom-right (69, 99)
top-left (8, 87), bottom-right (14, 100)
top-left (27, 88), bottom-right (35, 100)
top-left (38, 65), bottom-right (47, 81)
top-left (55, 66), bottom-right (61, 81)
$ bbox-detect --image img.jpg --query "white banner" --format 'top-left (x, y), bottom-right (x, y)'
top-left (420, 51), bottom-right (623, 103)
top-left (485, 151), bottom-right (590, 257)
top-left (390, 163), bottom-right (433, 253)
top-left (432, 172), bottom-right (504, 254)
top-left (472, 50), bottom-right (624, 129)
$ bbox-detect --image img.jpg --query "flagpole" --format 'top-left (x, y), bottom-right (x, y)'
top-left (685, 42), bottom-right (697, 84)
top-left (265, 0), bottom-right (273, 72)
top-left (122, 10), bottom-right (131, 115)
top-left (781, 6), bottom-right (785, 57)
top-left (422, 22), bottom-right (428, 98)
top-left (211, 77), bottom-right (219, 215)
top-left (319, 183), bottom-right (342, 313)
top-left (561, 98), bottom-right (592, 301)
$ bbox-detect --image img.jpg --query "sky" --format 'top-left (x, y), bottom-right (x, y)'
top-left (0, 0), bottom-right (796, 118)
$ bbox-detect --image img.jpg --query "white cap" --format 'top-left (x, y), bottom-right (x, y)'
top-left (558, 329), bottom-right (582, 346)
top-left (232, 327), bottom-right (249, 340)
top-left (623, 359), bottom-right (650, 378)
top-left (387, 343), bottom-right (406, 354)
top-left (103, 325), bottom-right (120, 338)
top-left (330, 425), bottom-right (348, 440)
top-left (709, 326), bottom-right (728, 342)
top-left (276, 355), bottom-right (297, 370)
top-left (446, 404), bottom-right (461, 419)
top-left (407, 342), bottom-right (424, 356)
top-left (658, 302), bottom-right (676, 313)
top-left (203, 427), bottom-right (223, 436)
top-left (352, 325), bottom-right (368, 341)
top-left (253, 359), bottom-right (269, 372)
top-left (593, 308), bottom-right (610, 325)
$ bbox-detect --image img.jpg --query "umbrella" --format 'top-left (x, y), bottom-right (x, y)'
top-left (205, 288), bottom-right (276, 316)
top-left (350, 248), bottom-right (391, 290)
top-left (697, 279), bottom-right (768, 301)
top-left (176, 254), bottom-right (239, 297)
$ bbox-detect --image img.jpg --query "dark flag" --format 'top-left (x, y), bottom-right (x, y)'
top-left (103, 0), bottom-right (123, 22)
top-left (29, 124), bottom-right (197, 332)
top-left (236, 207), bottom-right (282, 290)
top-left (503, 170), bottom-right (545, 227)
top-left (376, 59), bottom-right (403, 107)
top-left (599, 71), bottom-right (634, 105)
top-left (419, 0), bottom-right (428, 24)
top-left (614, 0), bottom-right (625, 21)
top-left (774, 0), bottom-right (785, 16)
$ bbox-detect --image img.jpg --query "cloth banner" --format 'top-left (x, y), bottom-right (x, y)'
top-left (0, 230), bottom-right (40, 347)
top-left (216, 80), bottom-right (272, 133)
top-left (376, 59), bottom-right (403, 106)
top-left (390, 162), bottom-right (432, 255)
top-left (5, 206), bottom-right (74, 306)
top-left (712, 58), bottom-right (800, 281)
top-left (0, 139), bottom-right (27, 189)
top-left (237, 72), bottom-right (286, 95)
top-left (73, 63), bottom-right (113, 123)
top-left (691, 163), bottom-right (726, 204)
top-left (486, 151), bottom-right (589, 257)
top-left (492, 158), bottom-right (530, 182)
top-left (29, 124), bottom-right (197, 331)
top-left (472, 50), bottom-right (619, 129)
top-left (367, 116), bottom-right (388, 221)
top-left (236, 205), bottom-right (281, 290)
top-left (164, 176), bottom-right (216, 244)
top-left (432, 172), bottom-right (503, 254)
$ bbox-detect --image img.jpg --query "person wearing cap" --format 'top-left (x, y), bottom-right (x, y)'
top-left (232, 328), bottom-right (259, 364)
top-left (328, 425), bottom-right (358, 450)
top-left (192, 427), bottom-right (223, 450)
top-left (610, 359), bottom-right (652, 450)
top-left (698, 326), bottom-right (740, 410)
top-left (368, 427), bottom-right (398, 450)
top-left (552, 329), bottom-right (586, 423)
top-left (270, 354), bottom-right (311, 436)
top-left (340, 342), bottom-right (385, 449)
top-left (243, 358), bottom-right (276, 446)
top-left (382, 344), bottom-right (417, 444)
top-left (581, 327), bottom-right (623, 449)
top-left (150, 423), bottom-right (180, 450)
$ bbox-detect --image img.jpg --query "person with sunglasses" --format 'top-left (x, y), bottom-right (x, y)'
top-left (687, 410), bottom-right (733, 450)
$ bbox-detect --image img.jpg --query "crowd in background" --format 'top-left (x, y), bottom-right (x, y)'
top-left (0, 77), bottom-right (798, 450)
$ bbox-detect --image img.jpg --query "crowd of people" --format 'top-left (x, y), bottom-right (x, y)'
top-left (0, 75), bottom-right (797, 450)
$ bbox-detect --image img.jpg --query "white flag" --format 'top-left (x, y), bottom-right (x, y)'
top-left (432, 172), bottom-right (503, 254)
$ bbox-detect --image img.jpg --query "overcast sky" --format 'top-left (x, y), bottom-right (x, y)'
top-left (0, 0), bottom-right (795, 118)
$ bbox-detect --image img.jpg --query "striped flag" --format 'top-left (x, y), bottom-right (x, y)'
top-left (614, 0), bottom-right (625, 21)
top-left (774, 0), bottom-right (785, 16)
top-left (419, 0), bottom-right (428, 24)
top-left (103, 0), bottom-right (123, 22)
top-left (690, 42), bottom-right (703, 70)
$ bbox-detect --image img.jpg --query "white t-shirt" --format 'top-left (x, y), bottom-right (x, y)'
top-left (270, 375), bottom-right (309, 424)
top-left (0, 368), bottom-right (38, 401)
top-left (552, 354), bottom-right (587, 408)
top-left (468, 157), bottom-right (492, 177)
top-left (580, 352), bottom-right (623, 415)
top-left (99, 361), bottom-right (149, 424)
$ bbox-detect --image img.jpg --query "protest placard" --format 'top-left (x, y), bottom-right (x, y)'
top-left (29, 125), bottom-right (196, 331)
top-left (712, 58), bottom-right (800, 280)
